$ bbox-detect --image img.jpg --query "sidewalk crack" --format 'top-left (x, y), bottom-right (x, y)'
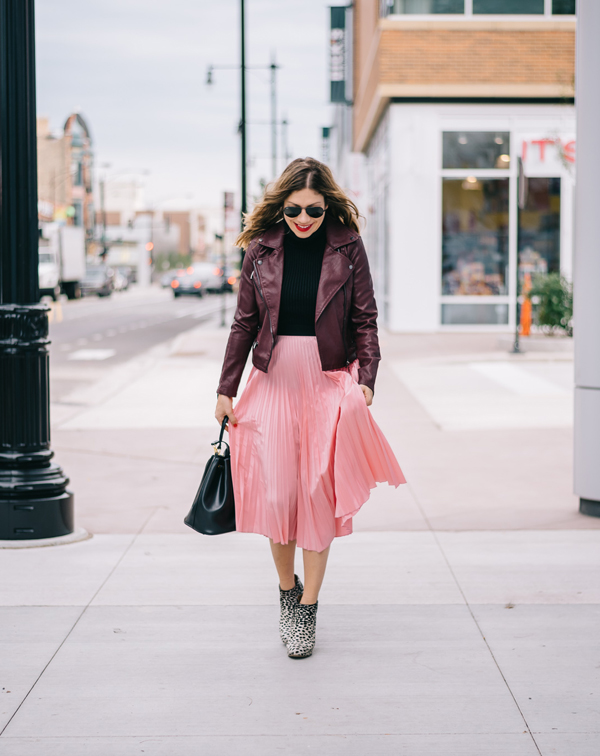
top-left (405, 480), bottom-right (543, 756)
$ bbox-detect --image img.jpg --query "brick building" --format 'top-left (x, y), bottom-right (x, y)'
top-left (37, 113), bottom-right (95, 244)
top-left (331, 0), bottom-right (576, 331)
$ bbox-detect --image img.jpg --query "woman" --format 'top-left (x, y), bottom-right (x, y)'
top-left (215, 157), bottom-right (405, 659)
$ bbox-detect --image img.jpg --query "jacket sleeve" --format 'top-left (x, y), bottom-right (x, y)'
top-left (216, 244), bottom-right (260, 397)
top-left (349, 237), bottom-right (381, 394)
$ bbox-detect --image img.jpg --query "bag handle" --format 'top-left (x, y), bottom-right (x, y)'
top-left (212, 415), bottom-right (230, 455)
top-left (219, 416), bottom-right (228, 444)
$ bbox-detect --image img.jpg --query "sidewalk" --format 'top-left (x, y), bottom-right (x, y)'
top-left (1, 323), bottom-right (598, 755)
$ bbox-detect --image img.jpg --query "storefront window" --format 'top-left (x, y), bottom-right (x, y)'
top-left (443, 132), bottom-right (510, 170)
top-left (384, 0), bottom-right (464, 13)
top-left (442, 178), bottom-right (509, 296)
top-left (473, 0), bottom-right (543, 12)
top-left (518, 177), bottom-right (561, 279)
top-left (552, 0), bottom-right (575, 13)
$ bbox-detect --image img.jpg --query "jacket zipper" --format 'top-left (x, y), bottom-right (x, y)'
top-left (342, 282), bottom-right (349, 366)
top-left (251, 260), bottom-right (275, 364)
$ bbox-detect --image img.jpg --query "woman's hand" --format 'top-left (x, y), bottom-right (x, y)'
top-left (359, 384), bottom-right (373, 406)
top-left (215, 394), bottom-right (237, 430)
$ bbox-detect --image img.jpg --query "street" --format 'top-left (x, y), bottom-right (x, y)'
top-left (47, 286), bottom-right (236, 402)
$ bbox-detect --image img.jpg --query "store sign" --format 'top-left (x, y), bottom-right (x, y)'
top-left (520, 134), bottom-right (576, 174)
top-left (330, 7), bottom-right (346, 103)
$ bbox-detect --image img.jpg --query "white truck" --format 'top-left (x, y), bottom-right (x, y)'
top-left (38, 224), bottom-right (86, 299)
top-left (38, 237), bottom-right (61, 300)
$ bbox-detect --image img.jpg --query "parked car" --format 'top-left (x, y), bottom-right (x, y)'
top-left (113, 269), bottom-right (129, 292)
top-left (197, 263), bottom-right (227, 293)
top-left (161, 268), bottom-right (187, 288)
top-left (115, 266), bottom-right (134, 289)
top-left (171, 266), bottom-right (205, 298)
top-left (81, 265), bottom-right (114, 297)
top-left (222, 265), bottom-right (240, 293)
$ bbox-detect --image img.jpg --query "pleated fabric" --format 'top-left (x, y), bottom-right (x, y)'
top-left (229, 336), bottom-right (405, 553)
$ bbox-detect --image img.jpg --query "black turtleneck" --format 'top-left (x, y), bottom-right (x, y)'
top-left (277, 221), bottom-right (326, 336)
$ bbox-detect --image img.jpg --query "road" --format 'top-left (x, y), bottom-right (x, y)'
top-left (47, 285), bottom-right (236, 403)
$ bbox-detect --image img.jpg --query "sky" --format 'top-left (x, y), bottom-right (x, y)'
top-left (35, 0), bottom-right (341, 212)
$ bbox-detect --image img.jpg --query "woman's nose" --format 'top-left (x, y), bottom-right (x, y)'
top-left (297, 210), bottom-right (311, 223)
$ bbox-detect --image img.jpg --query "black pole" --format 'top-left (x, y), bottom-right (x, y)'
top-left (100, 176), bottom-right (108, 257)
top-left (512, 279), bottom-right (521, 354)
top-left (0, 0), bottom-right (74, 539)
top-left (240, 0), bottom-right (247, 232)
top-left (270, 53), bottom-right (277, 180)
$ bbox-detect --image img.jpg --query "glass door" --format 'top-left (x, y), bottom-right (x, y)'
top-left (517, 177), bottom-right (561, 280)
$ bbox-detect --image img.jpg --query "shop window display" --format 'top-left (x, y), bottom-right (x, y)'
top-left (442, 178), bottom-right (509, 296)
top-left (518, 177), bottom-right (561, 280)
top-left (473, 0), bottom-right (543, 12)
top-left (443, 132), bottom-right (510, 170)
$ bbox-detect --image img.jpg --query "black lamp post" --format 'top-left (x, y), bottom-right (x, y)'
top-left (240, 0), bottom-right (247, 231)
top-left (0, 0), bottom-right (74, 540)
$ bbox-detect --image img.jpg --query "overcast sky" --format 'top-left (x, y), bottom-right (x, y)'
top-left (36, 0), bottom-right (339, 211)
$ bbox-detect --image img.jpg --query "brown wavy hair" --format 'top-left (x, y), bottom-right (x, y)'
top-left (235, 157), bottom-right (361, 249)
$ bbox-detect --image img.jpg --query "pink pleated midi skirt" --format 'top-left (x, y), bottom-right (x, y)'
top-left (229, 336), bottom-right (405, 552)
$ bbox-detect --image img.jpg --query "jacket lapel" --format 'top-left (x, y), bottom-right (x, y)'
top-left (255, 247), bottom-right (284, 330)
top-left (315, 245), bottom-right (354, 322)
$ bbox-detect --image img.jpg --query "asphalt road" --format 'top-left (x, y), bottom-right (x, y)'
top-left (48, 285), bottom-right (235, 403)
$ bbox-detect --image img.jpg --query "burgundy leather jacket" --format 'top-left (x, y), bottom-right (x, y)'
top-left (217, 215), bottom-right (381, 397)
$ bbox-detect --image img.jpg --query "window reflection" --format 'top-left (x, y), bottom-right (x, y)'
top-left (443, 132), bottom-right (510, 170)
top-left (473, 0), bottom-right (543, 12)
top-left (442, 178), bottom-right (509, 296)
top-left (518, 177), bottom-right (561, 280)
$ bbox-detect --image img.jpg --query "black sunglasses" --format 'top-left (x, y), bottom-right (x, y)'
top-left (283, 206), bottom-right (325, 219)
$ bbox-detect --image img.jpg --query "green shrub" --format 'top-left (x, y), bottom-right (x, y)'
top-left (527, 272), bottom-right (573, 336)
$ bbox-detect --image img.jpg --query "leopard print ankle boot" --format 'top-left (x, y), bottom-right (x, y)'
top-left (279, 575), bottom-right (304, 645)
top-left (286, 600), bottom-right (318, 659)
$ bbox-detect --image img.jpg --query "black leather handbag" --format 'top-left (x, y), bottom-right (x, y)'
top-left (184, 417), bottom-right (236, 535)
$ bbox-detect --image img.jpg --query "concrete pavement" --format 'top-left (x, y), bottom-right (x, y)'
top-left (1, 308), bottom-right (598, 755)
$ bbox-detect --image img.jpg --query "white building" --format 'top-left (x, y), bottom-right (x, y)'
top-left (329, 1), bottom-right (576, 332)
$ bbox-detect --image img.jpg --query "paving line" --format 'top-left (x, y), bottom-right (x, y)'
top-left (403, 479), bottom-right (544, 756)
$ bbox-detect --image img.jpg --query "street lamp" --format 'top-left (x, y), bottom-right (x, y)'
top-left (0, 0), bottom-right (73, 540)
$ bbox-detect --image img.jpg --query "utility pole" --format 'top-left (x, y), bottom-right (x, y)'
top-left (221, 191), bottom-right (234, 328)
top-left (270, 53), bottom-right (278, 180)
top-left (99, 176), bottom-right (108, 258)
top-left (0, 0), bottom-right (74, 540)
top-left (240, 0), bottom-right (247, 234)
top-left (281, 115), bottom-right (290, 172)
